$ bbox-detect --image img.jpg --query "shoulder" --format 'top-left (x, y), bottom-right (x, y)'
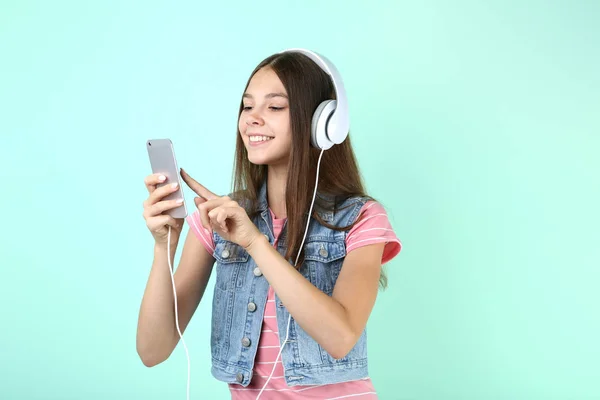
top-left (345, 200), bottom-right (402, 265)
top-left (356, 200), bottom-right (390, 220)
top-left (317, 194), bottom-right (369, 226)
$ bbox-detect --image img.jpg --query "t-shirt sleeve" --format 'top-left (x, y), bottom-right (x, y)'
top-left (185, 209), bottom-right (215, 255)
top-left (345, 201), bottom-right (402, 265)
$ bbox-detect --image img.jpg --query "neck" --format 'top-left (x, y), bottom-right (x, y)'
top-left (266, 164), bottom-right (288, 219)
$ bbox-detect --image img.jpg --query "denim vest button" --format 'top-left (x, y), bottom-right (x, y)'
top-left (253, 267), bottom-right (262, 277)
top-left (221, 249), bottom-right (230, 259)
top-left (235, 372), bottom-right (243, 383)
top-left (319, 247), bottom-right (328, 257)
top-left (241, 337), bottom-right (251, 347)
top-left (247, 302), bottom-right (257, 312)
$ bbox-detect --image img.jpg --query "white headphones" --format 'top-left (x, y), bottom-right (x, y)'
top-left (278, 48), bottom-right (350, 151)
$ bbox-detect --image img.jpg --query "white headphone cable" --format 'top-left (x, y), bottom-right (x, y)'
top-left (167, 225), bottom-right (191, 400)
top-left (256, 147), bottom-right (325, 399)
top-left (165, 148), bottom-right (324, 400)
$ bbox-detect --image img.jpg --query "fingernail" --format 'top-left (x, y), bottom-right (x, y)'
top-left (176, 198), bottom-right (184, 203)
top-left (158, 175), bottom-right (166, 182)
top-left (171, 182), bottom-right (178, 189)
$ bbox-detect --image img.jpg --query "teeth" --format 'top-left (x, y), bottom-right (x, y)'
top-left (249, 136), bottom-right (273, 142)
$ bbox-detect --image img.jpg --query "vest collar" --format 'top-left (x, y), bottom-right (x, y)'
top-left (255, 176), bottom-right (334, 222)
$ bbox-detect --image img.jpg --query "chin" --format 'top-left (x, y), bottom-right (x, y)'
top-left (244, 140), bottom-right (290, 166)
top-left (247, 152), bottom-right (287, 167)
top-left (248, 157), bottom-right (269, 166)
top-left (245, 150), bottom-right (269, 165)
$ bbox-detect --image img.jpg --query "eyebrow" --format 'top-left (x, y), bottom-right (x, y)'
top-left (243, 92), bottom-right (288, 99)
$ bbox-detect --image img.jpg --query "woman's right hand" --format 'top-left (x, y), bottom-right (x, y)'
top-left (143, 173), bottom-right (185, 245)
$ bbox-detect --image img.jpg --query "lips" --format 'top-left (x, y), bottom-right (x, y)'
top-left (247, 133), bottom-right (274, 138)
top-left (247, 133), bottom-right (274, 145)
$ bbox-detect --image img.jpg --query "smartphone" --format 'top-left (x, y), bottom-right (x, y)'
top-left (146, 139), bottom-right (188, 219)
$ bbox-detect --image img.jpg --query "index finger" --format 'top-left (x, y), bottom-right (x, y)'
top-left (180, 168), bottom-right (218, 200)
top-left (144, 173), bottom-right (167, 193)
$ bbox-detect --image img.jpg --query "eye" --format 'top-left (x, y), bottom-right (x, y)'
top-left (242, 106), bottom-right (252, 111)
top-left (269, 106), bottom-right (285, 111)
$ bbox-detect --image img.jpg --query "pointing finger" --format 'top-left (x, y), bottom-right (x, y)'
top-left (180, 168), bottom-right (218, 200)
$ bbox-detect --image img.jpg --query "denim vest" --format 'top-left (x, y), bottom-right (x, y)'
top-left (209, 180), bottom-right (369, 387)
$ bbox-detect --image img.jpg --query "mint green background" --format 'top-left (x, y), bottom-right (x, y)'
top-left (1, 1), bottom-right (599, 399)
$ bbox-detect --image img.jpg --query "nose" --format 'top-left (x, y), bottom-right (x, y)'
top-left (245, 110), bottom-right (264, 126)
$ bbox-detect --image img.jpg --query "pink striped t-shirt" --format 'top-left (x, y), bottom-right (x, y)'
top-left (186, 201), bottom-right (401, 399)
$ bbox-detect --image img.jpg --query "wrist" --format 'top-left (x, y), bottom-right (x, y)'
top-left (154, 240), bottom-right (178, 253)
top-left (244, 232), bottom-right (268, 255)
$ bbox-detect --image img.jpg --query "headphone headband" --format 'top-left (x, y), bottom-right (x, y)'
top-left (279, 48), bottom-right (350, 147)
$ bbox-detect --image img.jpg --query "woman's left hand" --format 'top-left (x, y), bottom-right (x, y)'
top-left (180, 168), bottom-right (262, 250)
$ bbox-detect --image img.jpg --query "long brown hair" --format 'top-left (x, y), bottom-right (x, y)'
top-left (231, 51), bottom-right (387, 289)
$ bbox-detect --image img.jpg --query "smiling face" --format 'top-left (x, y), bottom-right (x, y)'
top-left (238, 67), bottom-right (293, 167)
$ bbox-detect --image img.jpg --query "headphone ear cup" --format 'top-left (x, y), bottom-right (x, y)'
top-left (311, 100), bottom-right (336, 150)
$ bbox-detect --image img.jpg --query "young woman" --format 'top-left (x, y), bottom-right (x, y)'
top-left (137, 49), bottom-right (402, 399)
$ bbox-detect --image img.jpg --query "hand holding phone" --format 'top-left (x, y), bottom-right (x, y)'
top-left (143, 139), bottom-right (188, 244)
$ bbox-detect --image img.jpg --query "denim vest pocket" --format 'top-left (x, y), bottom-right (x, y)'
top-left (302, 239), bottom-right (346, 295)
top-left (213, 238), bottom-right (250, 291)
